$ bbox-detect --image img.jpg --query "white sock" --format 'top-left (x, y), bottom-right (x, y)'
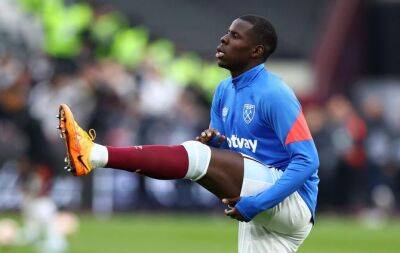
top-left (90, 143), bottom-right (108, 169)
top-left (181, 141), bottom-right (211, 181)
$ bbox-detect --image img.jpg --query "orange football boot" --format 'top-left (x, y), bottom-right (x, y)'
top-left (58, 104), bottom-right (96, 176)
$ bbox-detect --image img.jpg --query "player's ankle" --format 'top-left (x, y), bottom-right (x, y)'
top-left (90, 143), bottom-right (108, 169)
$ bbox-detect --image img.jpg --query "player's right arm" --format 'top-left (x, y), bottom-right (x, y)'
top-left (195, 128), bottom-right (226, 146)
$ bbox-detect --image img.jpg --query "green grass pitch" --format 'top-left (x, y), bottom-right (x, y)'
top-left (1, 214), bottom-right (400, 253)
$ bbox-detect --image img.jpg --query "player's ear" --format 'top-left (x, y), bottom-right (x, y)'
top-left (252, 45), bottom-right (265, 59)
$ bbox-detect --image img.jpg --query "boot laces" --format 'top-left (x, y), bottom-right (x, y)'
top-left (88, 129), bottom-right (96, 141)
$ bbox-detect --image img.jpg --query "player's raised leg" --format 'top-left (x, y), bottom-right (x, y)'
top-left (58, 103), bottom-right (313, 252)
top-left (58, 104), bottom-right (243, 199)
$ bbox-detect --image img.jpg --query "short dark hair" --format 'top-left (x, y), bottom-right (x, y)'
top-left (239, 14), bottom-right (277, 61)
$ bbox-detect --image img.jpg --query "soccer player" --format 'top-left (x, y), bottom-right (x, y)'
top-left (58, 14), bottom-right (319, 253)
top-left (197, 14), bottom-right (319, 252)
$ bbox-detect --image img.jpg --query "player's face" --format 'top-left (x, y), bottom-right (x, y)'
top-left (216, 19), bottom-right (255, 71)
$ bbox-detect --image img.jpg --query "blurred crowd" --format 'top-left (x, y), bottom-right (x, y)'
top-left (305, 94), bottom-right (400, 214)
top-left (0, 0), bottom-right (215, 215)
top-left (1, 0), bottom-right (400, 217)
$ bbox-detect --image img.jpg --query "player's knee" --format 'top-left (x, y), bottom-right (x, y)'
top-left (181, 141), bottom-right (211, 181)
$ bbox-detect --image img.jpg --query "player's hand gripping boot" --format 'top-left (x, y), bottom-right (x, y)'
top-left (58, 104), bottom-right (95, 176)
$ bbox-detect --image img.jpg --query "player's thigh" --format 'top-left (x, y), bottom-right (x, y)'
top-left (240, 158), bottom-right (312, 234)
top-left (255, 192), bottom-right (312, 234)
top-left (197, 148), bottom-right (244, 199)
top-left (238, 221), bottom-right (312, 253)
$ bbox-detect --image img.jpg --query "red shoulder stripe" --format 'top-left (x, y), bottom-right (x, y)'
top-left (285, 111), bottom-right (312, 145)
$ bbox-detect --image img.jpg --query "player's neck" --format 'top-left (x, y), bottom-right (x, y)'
top-left (230, 62), bottom-right (263, 78)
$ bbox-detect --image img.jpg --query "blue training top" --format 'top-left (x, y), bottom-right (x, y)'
top-left (210, 63), bottom-right (319, 222)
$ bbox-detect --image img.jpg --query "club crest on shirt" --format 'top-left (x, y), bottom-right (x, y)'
top-left (222, 106), bottom-right (229, 122)
top-left (243, 104), bottom-right (255, 124)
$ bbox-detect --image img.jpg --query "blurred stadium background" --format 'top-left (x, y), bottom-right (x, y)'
top-left (1, 0), bottom-right (400, 252)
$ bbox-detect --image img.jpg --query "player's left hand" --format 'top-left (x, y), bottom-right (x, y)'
top-left (222, 197), bottom-right (246, 222)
